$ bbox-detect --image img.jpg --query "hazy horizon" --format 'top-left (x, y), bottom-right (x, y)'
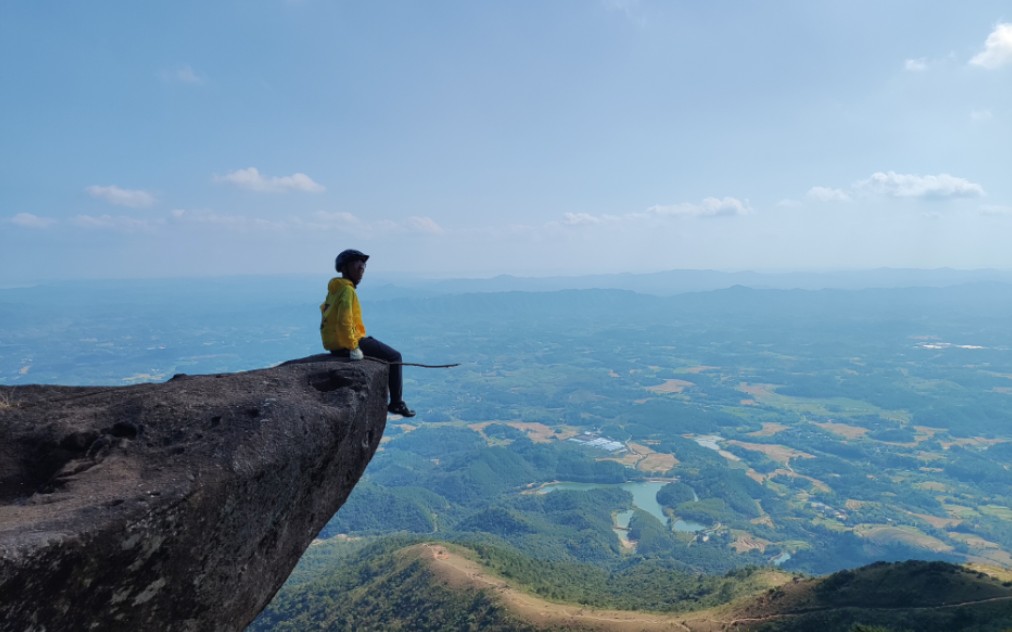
top-left (5, 265), bottom-right (1012, 295)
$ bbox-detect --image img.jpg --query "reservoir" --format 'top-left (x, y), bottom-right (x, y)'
top-left (537, 480), bottom-right (706, 532)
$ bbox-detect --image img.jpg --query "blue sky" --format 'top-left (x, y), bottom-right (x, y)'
top-left (2, 1), bottom-right (1010, 283)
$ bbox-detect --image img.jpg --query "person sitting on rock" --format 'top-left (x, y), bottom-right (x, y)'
top-left (319, 249), bottom-right (415, 418)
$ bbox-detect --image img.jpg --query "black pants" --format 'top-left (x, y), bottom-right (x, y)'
top-left (358, 336), bottom-right (404, 405)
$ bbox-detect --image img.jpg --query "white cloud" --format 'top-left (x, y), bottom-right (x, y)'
top-left (86, 185), bottom-right (156, 208)
top-left (853, 171), bottom-right (985, 199)
top-left (807, 186), bottom-right (851, 202)
top-left (162, 65), bottom-right (205, 85)
top-left (307, 211), bottom-right (366, 231)
top-left (8, 212), bottom-right (57, 228)
top-left (648, 197), bottom-right (752, 217)
top-left (307, 211), bottom-right (441, 235)
top-left (556, 197), bottom-right (751, 229)
top-left (970, 23), bottom-right (1012, 69)
top-left (904, 57), bottom-right (928, 72)
top-left (775, 198), bottom-right (802, 208)
top-left (169, 209), bottom-right (286, 231)
top-left (214, 167), bottom-right (325, 193)
top-left (970, 109), bottom-right (993, 121)
top-left (562, 212), bottom-right (609, 226)
top-left (980, 204), bottom-right (1012, 216)
top-left (602, 0), bottom-right (646, 27)
top-left (72, 214), bottom-right (163, 231)
top-left (406, 216), bottom-right (445, 235)
top-left (167, 208), bottom-right (440, 237)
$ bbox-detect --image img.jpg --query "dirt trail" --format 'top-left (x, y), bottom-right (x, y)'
top-left (420, 544), bottom-right (733, 631)
top-left (416, 544), bottom-right (1012, 631)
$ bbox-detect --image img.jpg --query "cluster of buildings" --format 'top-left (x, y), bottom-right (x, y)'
top-left (810, 500), bottom-right (849, 522)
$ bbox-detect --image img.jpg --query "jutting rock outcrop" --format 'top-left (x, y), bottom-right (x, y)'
top-left (0, 356), bottom-right (388, 631)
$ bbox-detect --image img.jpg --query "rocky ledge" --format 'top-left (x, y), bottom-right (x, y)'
top-left (0, 355), bottom-right (387, 631)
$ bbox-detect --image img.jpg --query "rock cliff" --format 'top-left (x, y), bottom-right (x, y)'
top-left (0, 356), bottom-right (388, 631)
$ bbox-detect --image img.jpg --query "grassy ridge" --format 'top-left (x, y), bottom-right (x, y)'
top-left (731, 560), bottom-right (1012, 631)
top-left (250, 537), bottom-right (1012, 631)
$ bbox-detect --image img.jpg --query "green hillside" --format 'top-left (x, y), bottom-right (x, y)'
top-left (252, 540), bottom-right (1012, 631)
top-left (729, 560), bottom-right (1012, 631)
top-left (250, 539), bottom-right (538, 632)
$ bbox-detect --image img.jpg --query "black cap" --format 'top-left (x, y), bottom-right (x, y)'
top-left (335, 249), bottom-right (369, 272)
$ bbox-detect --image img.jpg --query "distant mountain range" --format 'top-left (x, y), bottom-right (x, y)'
top-left (7, 267), bottom-right (1012, 300)
top-left (366, 267), bottom-right (1012, 299)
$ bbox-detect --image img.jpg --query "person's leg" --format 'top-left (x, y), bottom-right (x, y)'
top-left (357, 336), bottom-right (404, 405)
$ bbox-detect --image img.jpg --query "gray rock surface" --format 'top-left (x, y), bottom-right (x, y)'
top-left (0, 356), bottom-right (387, 631)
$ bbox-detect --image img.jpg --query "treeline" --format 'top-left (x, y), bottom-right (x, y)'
top-left (747, 561), bottom-right (1012, 632)
top-left (250, 538), bottom-right (538, 632)
top-left (252, 535), bottom-right (775, 631)
top-left (468, 537), bottom-right (768, 612)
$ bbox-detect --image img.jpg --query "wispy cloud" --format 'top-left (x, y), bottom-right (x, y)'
top-left (85, 185), bottom-right (157, 208)
top-left (648, 197), bottom-right (753, 217)
top-left (601, 0), bottom-right (646, 27)
top-left (214, 167), bottom-right (325, 193)
top-left (562, 212), bottom-right (614, 226)
top-left (306, 211), bottom-right (442, 235)
top-left (72, 214), bottom-right (164, 231)
top-left (904, 57), bottom-right (929, 72)
top-left (8, 212), bottom-right (57, 229)
top-left (169, 209), bottom-right (288, 231)
top-left (980, 204), bottom-right (1012, 216)
top-left (308, 211), bottom-right (363, 229)
top-left (167, 208), bottom-right (443, 236)
top-left (970, 22), bottom-right (1012, 69)
top-left (557, 197), bottom-right (751, 228)
top-left (807, 186), bottom-right (851, 202)
top-left (970, 109), bottom-right (993, 122)
top-left (161, 65), bottom-right (205, 85)
top-left (853, 171), bottom-right (985, 199)
top-left (406, 216), bottom-right (445, 235)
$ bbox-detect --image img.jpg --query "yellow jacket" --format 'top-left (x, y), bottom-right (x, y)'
top-left (320, 278), bottom-right (366, 351)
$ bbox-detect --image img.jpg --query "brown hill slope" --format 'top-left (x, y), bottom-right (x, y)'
top-left (418, 545), bottom-right (1012, 631)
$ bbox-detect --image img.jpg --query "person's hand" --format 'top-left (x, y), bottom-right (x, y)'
top-left (349, 347), bottom-right (364, 361)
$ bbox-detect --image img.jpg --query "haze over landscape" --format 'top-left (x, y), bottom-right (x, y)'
top-left (3, 2), bottom-right (1012, 283)
top-left (4, 3), bottom-right (1012, 630)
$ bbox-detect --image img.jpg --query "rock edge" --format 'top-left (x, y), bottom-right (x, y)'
top-left (0, 355), bottom-right (387, 631)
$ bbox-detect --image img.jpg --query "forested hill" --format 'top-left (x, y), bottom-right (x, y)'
top-left (252, 539), bottom-right (1012, 631)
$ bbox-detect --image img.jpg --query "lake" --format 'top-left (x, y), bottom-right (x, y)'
top-left (537, 480), bottom-right (706, 532)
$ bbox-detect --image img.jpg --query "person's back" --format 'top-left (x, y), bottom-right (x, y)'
top-left (320, 277), bottom-right (364, 353)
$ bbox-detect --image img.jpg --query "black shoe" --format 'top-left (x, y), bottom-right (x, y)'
top-left (387, 402), bottom-right (415, 418)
